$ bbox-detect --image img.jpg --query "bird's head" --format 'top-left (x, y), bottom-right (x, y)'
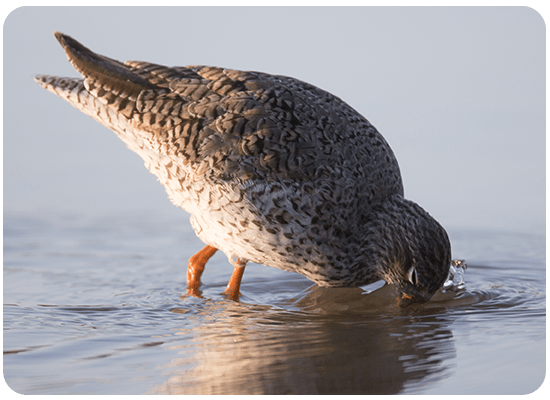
top-left (364, 195), bottom-right (451, 308)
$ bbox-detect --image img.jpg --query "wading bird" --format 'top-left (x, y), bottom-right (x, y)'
top-left (35, 32), bottom-right (451, 307)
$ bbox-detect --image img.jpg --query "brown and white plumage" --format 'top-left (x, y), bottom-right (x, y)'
top-left (35, 32), bottom-right (451, 306)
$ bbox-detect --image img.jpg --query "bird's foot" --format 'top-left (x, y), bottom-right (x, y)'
top-left (221, 287), bottom-right (241, 301)
top-left (183, 286), bottom-right (204, 299)
top-left (221, 261), bottom-right (246, 301)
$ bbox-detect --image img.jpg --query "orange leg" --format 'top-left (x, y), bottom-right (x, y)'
top-left (221, 259), bottom-right (247, 301)
top-left (186, 245), bottom-right (217, 297)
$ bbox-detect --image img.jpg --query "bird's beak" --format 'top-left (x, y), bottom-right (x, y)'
top-left (396, 284), bottom-right (431, 308)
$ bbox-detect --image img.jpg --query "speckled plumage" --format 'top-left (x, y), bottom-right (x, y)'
top-left (35, 32), bottom-right (451, 306)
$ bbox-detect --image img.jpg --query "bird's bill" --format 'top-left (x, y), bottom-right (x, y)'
top-left (396, 284), bottom-right (431, 308)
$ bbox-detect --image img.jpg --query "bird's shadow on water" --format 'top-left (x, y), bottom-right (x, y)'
top-left (159, 281), bottom-right (463, 395)
top-left (159, 256), bottom-right (543, 395)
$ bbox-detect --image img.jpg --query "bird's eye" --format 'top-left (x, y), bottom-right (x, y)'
top-left (407, 266), bottom-right (418, 286)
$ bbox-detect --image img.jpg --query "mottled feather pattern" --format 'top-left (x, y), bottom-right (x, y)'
top-left (35, 33), bottom-right (451, 303)
top-left (119, 63), bottom-right (400, 186)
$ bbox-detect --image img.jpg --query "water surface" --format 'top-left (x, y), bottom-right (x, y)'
top-left (3, 212), bottom-right (545, 394)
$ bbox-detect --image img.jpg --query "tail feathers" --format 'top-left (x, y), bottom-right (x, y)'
top-left (53, 32), bottom-right (162, 102)
top-left (34, 74), bottom-right (84, 98)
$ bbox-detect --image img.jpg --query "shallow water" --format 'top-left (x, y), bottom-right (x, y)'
top-left (3, 211), bottom-right (545, 394)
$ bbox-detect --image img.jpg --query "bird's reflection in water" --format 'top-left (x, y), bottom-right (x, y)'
top-left (151, 285), bottom-right (456, 395)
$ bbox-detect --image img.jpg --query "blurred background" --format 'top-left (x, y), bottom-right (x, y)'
top-left (3, 6), bottom-right (545, 234)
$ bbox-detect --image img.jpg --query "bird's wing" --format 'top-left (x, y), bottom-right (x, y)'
top-left (37, 33), bottom-right (404, 203)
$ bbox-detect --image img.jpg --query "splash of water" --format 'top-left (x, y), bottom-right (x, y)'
top-left (442, 259), bottom-right (467, 290)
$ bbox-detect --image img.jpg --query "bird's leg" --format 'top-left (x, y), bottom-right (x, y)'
top-left (186, 245), bottom-right (217, 297)
top-left (221, 259), bottom-right (247, 301)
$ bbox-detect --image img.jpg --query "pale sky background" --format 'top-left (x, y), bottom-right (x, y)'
top-left (3, 6), bottom-right (546, 234)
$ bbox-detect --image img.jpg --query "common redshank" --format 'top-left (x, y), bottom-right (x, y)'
top-left (35, 32), bottom-right (451, 307)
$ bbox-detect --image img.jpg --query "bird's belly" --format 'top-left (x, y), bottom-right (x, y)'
top-left (144, 157), bottom-right (373, 286)
top-left (169, 178), bottom-right (363, 286)
top-left (189, 208), bottom-right (345, 286)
